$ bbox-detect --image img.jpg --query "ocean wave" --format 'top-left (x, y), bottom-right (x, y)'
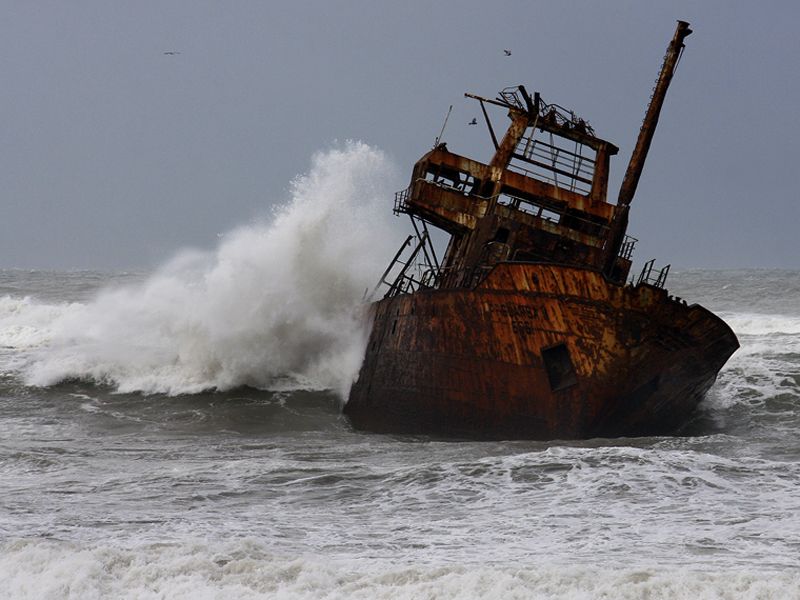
top-left (4, 142), bottom-right (403, 398)
top-left (1, 538), bottom-right (796, 600)
top-left (720, 312), bottom-right (800, 336)
top-left (706, 309), bottom-right (800, 414)
top-left (0, 296), bottom-right (83, 350)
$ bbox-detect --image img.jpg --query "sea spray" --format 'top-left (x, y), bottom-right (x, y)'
top-left (15, 142), bottom-right (403, 396)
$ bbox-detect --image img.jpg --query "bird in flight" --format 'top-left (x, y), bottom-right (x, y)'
top-left (163, 51), bottom-right (181, 55)
top-left (468, 118), bottom-right (478, 125)
top-left (503, 49), bottom-right (512, 56)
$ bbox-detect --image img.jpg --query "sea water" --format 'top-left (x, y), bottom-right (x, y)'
top-left (1, 145), bottom-right (799, 598)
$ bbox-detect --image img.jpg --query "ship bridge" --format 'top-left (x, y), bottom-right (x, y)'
top-left (394, 86), bottom-right (635, 288)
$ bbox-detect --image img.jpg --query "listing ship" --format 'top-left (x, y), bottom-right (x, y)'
top-left (344, 21), bottom-right (739, 439)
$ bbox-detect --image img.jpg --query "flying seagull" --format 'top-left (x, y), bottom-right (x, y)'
top-left (468, 118), bottom-right (478, 125)
top-left (163, 51), bottom-right (181, 55)
top-left (503, 49), bottom-right (512, 56)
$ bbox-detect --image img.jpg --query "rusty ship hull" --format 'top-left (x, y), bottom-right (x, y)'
top-left (345, 22), bottom-right (739, 439)
top-left (346, 263), bottom-right (738, 439)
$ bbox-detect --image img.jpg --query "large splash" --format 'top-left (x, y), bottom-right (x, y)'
top-left (11, 142), bottom-right (404, 397)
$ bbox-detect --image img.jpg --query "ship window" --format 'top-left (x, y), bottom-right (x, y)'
top-left (494, 227), bottom-right (510, 243)
top-left (542, 343), bottom-right (578, 391)
top-left (539, 208), bottom-right (561, 223)
top-left (424, 165), bottom-right (473, 193)
top-left (498, 193), bottom-right (562, 224)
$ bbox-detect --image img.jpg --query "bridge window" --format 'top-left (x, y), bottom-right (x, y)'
top-left (424, 167), bottom-right (475, 194)
top-left (498, 193), bottom-right (562, 224)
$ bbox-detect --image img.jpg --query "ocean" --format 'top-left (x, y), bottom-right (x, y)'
top-left (1, 146), bottom-right (799, 598)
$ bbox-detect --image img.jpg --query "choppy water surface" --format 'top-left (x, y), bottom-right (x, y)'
top-left (2, 267), bottom-right (798, 599)
top-left (1, 149), bottom-right (799, 598)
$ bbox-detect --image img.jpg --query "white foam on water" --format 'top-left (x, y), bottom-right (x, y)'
top-left (701, 311), bottom-right (800, 413)
top-left (0, 538), bottom-right (797, 600)
top-left (720, 312), bottom-right (800, 336)
top-left (0, 296), bottom-right (82, 350)
top-left (3, 142), bottom-right (403, 397)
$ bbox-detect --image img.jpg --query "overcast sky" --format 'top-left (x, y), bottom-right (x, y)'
top-left (2, 1), bottom-right (798, 270)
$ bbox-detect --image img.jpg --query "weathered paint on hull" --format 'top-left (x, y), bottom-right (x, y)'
top-left (345, 263), bottom-right (739, 439)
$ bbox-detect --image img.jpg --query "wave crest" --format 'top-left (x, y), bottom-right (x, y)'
top-left (14, 142), bottom-right (402, 397)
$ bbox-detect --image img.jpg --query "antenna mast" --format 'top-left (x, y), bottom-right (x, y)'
top-left (434, 105), bottom-right (453, 147)
top-left (604, 20), bottom-right (692, 278)
top-left (617, 20), bottom-right (693, 207)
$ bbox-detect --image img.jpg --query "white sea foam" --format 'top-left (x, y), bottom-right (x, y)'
top-left (720, 312), bottom-right (800, 336)
top-left (2, 142), bottom-right (403, 397)
top-left (0, 538), bottom-right (797, 600)
top-left (0, 296), bottom-right (81, 349)
top-left (702, 311), bottom-right (800, 413)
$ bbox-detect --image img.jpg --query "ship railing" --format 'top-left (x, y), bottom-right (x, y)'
top-left (618, 235), bottom-right (638, 261)
top-left (510, 133), bottom-right (596, 195)
top-left (498, 87), bottom-right (596, 136)
top-left (384, 268), bottom-right (441, 297)
top-left (394, 178), bottom-right (473, 216)
top-left (499, 87), bottom-right (526, 110)
top-left (506, 161), bottom-right (590, 196)
top-left (393, 186), bottom-right (411, 215)
top-left (419, 175), bottom-right (479, 196)
top-left (425, 178), bottom-right (468, 194)
top-left (428, 264), bottom-right (493, 290)
top-left (385, 266), bottom-right (442, 298)
top-left (636, 259), bottom-right (670, 289)
top-left (368, 216), bottom-right (443, 300)
top-left (515, 137), bottom-right (596, 180)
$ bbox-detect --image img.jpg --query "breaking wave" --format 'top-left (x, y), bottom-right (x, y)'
top-left (2, 539), bottom-right (797, 600)
top-left (3, 142), bottom-right (403, 397)
top-left (720, 312), bottom-right (800, 336)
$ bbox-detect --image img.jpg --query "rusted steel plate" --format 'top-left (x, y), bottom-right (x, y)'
top-left (346, 264), bottom-right (738, 439)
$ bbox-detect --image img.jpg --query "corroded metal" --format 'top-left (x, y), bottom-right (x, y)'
top-left (618, 20), bottom-right (693, 209)
top-left (348, 264), bottom-right (737, 438)
top-left (344, 21), bottom-right (739, 439)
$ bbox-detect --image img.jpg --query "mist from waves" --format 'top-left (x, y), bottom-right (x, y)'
top-left (0, 142), bottom-right (403, 398)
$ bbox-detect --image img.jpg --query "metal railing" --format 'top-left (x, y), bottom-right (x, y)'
top-left (498, 87), bottom-right (596, 137)
top-left (636, 259), bottom-right (670, 288)
top-left (512, 133), bottom-right (596, 195)
top-left (369, 215), bottom-right (442, 300)
top-left (619, 235), bottom-right (638, 261)
top-left (393, 186), bottom-right (410, 215)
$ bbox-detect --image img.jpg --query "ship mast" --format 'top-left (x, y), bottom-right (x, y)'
top-left (618, 20), bottom-right (692, 205)
top-left (604, 20), bottom-right (692, 277)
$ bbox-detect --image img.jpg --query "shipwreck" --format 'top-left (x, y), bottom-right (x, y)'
top-left (344, 21), bottom-right (739, 439)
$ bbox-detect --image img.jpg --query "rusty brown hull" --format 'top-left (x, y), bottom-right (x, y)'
top-left (345, 263), bottom-right (739, 439)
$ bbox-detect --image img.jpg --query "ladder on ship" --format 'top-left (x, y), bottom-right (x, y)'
top-left (368, 215), bottom-right (441, 300)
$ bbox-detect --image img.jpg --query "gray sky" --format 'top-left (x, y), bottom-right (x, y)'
top-left (2, 1), bottom-right (798, 270)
